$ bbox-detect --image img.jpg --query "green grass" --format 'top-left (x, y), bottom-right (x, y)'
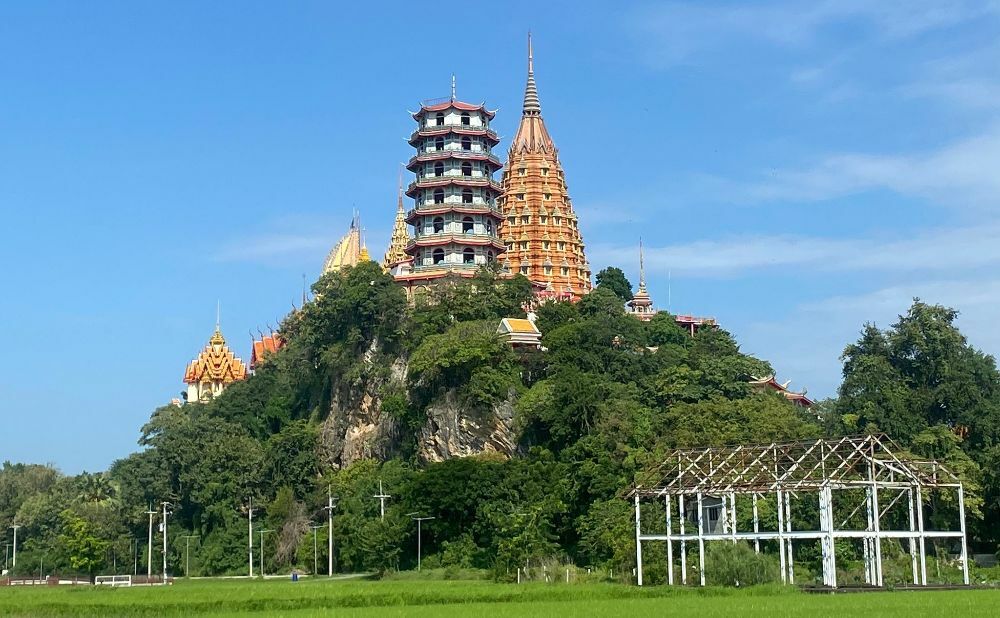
top-left (0, 578), bottom-right (997, 617)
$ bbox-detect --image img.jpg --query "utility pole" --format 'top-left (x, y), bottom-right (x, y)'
top-left (10, 525), bottom-right (19, 570)
top-left (246, 497), bottom-right (255, 578)
top-left (310, 525), bottom-right (323, 576)
top-left (182, 535), bottom-right (199, 577)
top-left (258, 530), bottom-right (273, 577)
top-left (407, 514), bottom-right (435, 571)
top-left (324, 487), bottom-right (338, 576)
top-left (145, 504), bottom-right (157, 578)
top-left (161, 501), bottom-right (171, 577)
top-left (374, 480), bottom-right (391, 520)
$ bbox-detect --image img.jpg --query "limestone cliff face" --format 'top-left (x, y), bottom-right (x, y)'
top-left (317, 342), bottom-right (517, 469)
top-left (417, 389), bottom-right (517, 462)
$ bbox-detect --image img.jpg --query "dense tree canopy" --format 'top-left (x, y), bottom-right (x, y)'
top-left (2, 274), bottom-right (994, 580)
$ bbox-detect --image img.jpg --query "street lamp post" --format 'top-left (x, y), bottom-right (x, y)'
top-left (161, 502), bottom-right (172, 577)
top-left (324, 487), bottom-right (338, 576)
top-left (374, 480), bottom-right (391, 520)
top-left (245, 497), bottom-right (255, 578)
top-left (310, 525), bottom-right (323, 576)
top-left (258, 529), bottom-right (273, 577)
top-left (407, 514), bottom-right (435, 572)
top-left (144, 504), bottom-right (157, 578)
top-left (182, 535), bottom-right (199, 577)
top-left (10, 525), bottom-right (20, 570)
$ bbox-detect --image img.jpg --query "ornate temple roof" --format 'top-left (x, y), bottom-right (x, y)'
top-left (509, 35), bottom-right (555, 155)
top-left (749, 375), bottom-right (814, 408)
top-left (183, 327), bottom-right (248, 385)
top-left (250, 333), bottom-right (284, 370)
top-left (627, 239), bottom-right (654, 311)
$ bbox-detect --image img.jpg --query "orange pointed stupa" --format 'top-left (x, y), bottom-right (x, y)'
top-left (499, 34), bottom-right (591, 300)
top-left (183, 326), bottom-right (248, 403)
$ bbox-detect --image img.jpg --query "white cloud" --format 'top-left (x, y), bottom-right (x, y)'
top-left (735, 125), bottom-right (1000, 209)
top-left (212, 234), bottom-right (330, 263)
top-left (628, 1), bottom-right (1000, 66)
top-left (589, 220), bottom-right (1000, 278)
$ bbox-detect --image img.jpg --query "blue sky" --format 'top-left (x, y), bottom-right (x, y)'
top-left (3, 1), bottom-right (1000, 473)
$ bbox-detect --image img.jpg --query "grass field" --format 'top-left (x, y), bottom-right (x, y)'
top-left (1, 578), bottom-right (998, 617)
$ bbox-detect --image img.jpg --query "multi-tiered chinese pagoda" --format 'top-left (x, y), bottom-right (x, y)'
top-left (392, 86), bottom-right (506, 293)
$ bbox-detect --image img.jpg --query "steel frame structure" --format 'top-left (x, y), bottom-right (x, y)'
top-left (629, 434), bottom-right (969, 588)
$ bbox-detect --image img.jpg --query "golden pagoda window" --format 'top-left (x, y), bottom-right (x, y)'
top-left (519, 241), bottom-right (528, 251)
top-left (518, 168), bottom-right (526, 176)
top-left (461, 162), bottom-right (472, 177)
top-left (434, 189), bottom-right (444, 204)
top-left (521, 215), bottom-right (530, 224)
top-left (462, 189), bottom-right (473, 204)
top-left (463, 248), bottom-right (475, 264)
top-left (543, 193), bottom-right (551, 200)
top-left (540, 216), bottom-right (548, 224)
top-left (520, 265), bottom-right (529, 275)
top-left (517, 193), bottom-right (525, 200)
top-left (507, 216), bottom-right (515, 226)
top-left (554, 217), bottom-right (562, 226)
top-left (544, 265), bottom-right (553, 275)
top-left (433, 248), bottom-right (445, 264)
top-left (461, 112), bottom-right (470, 126)
top-left (543, 241), bottom-right (550, 250)
top-left (558, 241), bottom-right (566, 251)
top-left (462, 217), bottom-right (474, 234)
top-left (541, 167), bottom-right (549, 176)
top-left (433, 217), bottom-right (444, 233)
top-left (561, 266), bottom-right (569, 276)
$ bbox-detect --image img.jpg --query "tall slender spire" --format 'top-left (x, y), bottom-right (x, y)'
top-left (384, 163), bottom-right (412, 271)
top-left (638, 238), bottom-right (646, 290)
top-left (451, 74), bottom-right (456, 101)
top-left (523, 32), bottom-right (541, 116)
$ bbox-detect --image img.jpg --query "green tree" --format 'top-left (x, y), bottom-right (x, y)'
top-left (59, 509), bottom-right (110, 582)
top-left (595, 267), bottom-right (633, 302)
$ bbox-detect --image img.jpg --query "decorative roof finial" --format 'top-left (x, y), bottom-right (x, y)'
top-left (397, 163), bottom-right (404, 212)
top-left (216, 300), bottom-right (221, 331)
top-left (451, 74), bottom-right (456, 101)
top-left (523, 32), bottom-right (541, 116)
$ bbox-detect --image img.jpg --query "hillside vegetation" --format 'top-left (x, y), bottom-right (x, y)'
top-left (3, 262), bottom-right (999, 579)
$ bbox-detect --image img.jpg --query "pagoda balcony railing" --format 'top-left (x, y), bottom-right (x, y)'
top-left (407, 178), bottom-right (503, 193)
top-left (405, 233), bottom-right (506, 251)
top-left (409, 126), bottom-right (500, 144)
top-left (406, 204), bottom-right (503, 220)
top-left (408, 151), bottom-right (502, 168)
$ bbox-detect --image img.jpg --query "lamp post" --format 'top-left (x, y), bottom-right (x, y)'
top-left (310, 524), bottom-right (323, 576)
top-left (182, 535), bottom-right (199, 577)
top-left (258, 529), bottom-right (273, 577)
top-left (161, 502), bottom-right (172, 577)
top-left (324, 487), bottom-right (338, 576)
top-left (144, 504), bottom-right (157, 578)
top-left (10, 525), bottom-right (20, 570)
top-left (374, 480), bottom-right (391, 520)
top-left (245, 497), bottom-right (255, 578)
top-left (407, 513), bottom-right (435, 571)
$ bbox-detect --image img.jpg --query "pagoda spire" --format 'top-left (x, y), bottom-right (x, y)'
top-left (383, 164), bottom-right (411, 271)
top-left (638, 238), bottom-right (647, 291)
top-left (523, 32), bottom-right (541, 116)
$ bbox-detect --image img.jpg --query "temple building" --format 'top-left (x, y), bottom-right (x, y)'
top-left (393, 82), bottom-right (506, 291)
top-left (250, 332), bottom-right (283, 371)
top-left (499, 35), bottom-right (591, 301)
top-left (322, 212), bottom-right (371, 275)
top-left (183, 326), bottom-right (248, 403)
top-left (626, 240), bottom-right (655, 321)
top-left (749, 375), bottom-right (814, 408)
top-left (383, 170), bottom-right (411, 272)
